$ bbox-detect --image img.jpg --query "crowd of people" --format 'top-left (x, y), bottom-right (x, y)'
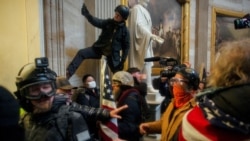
top-left (1, 1), bottom-right (250, 141)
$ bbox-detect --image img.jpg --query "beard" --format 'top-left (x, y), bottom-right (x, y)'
top-left (31, 96), bottom-right (54, 114)
top-left (112, 89), bottom-right (121, 101)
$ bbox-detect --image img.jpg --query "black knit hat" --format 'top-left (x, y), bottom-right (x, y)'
top-left (0, 86), bottom-right (20, 126)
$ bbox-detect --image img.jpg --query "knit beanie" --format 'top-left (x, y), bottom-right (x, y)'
top-left (0, 86), bottom-right (20, 127)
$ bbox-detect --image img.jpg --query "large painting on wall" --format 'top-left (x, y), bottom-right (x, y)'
top-left (211, 7), bottom-right (250, 67)
top-left (147, 0), bottom-right (182, 68)
top-left (215, 14), bottom-right (250, 52)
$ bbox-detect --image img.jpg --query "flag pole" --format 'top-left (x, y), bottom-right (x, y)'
top-left (100, 56), bottom-right (106, 107)
top-left (99, 56), bottom-right (119, 140)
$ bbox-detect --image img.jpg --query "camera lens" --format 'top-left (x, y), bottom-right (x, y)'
top-left (234, 18), bottom-right (249, 29)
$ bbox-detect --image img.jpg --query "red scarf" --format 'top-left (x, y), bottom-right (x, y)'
top-left (173, 85), bottom-right (193, 108)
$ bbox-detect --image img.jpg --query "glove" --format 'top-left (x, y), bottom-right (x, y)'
top-left (81, 3), bottom-right (89, 16)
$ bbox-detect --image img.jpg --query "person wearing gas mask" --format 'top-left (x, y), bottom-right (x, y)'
top-left (66, 4), bottom-right (130, 78)
top-left (139, 67), bottom-right (200, 141)
top-left (15, 57), bottom-right (127, 141)
top-left (74, 74), bottom-right (100, 140)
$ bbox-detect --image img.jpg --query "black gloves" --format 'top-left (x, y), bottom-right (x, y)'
top-left (81, 3), bottom-right (89, 16)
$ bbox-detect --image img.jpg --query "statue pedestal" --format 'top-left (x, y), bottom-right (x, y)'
top-left (144, 92), bottom-right (164, 140)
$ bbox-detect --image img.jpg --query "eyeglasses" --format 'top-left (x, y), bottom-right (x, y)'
top-left (169, 78), bottom-right (188, 86)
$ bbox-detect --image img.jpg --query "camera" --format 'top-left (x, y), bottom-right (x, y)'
top-left (35, 57), bottom-right (49, 68)
top-left (159, 57), bottom-right (178, 67)
top-left (144, 56), bottom-right (181, 79)
top-left (159, 57), bottom-right (179, 78)
top-left (234, 14), bottom-right (250, 29)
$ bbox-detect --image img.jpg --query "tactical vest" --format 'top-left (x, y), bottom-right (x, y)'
top-left (23, 105), bottom-right (91, 141)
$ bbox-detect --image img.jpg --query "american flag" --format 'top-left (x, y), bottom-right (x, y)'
top-left (99, 61), bottom-right (118, 141)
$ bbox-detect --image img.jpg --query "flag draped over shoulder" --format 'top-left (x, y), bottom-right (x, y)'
top-left (99, 58), bottom-right (118, 141)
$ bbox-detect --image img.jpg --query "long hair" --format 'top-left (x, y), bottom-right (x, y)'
top-left (208, 38), bottom-right (250, 87)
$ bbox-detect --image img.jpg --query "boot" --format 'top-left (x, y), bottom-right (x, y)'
top-left (144, 64), bottom-right (159, 93)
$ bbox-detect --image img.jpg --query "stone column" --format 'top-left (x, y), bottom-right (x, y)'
top-left (43, 0), bottom-right (65, 75)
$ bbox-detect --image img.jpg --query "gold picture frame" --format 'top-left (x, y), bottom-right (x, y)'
top-left (210, 7), bottom-right (246, 69)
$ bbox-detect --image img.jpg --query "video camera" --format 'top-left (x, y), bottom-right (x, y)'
top-left (144, 56), bottom-right (181, 79)
top-left (234, 14), bottom-right (250, 29)
top-left (34, 57), bottom-right (55, 76)
top-left (35, 57), bottom-right (49, 68)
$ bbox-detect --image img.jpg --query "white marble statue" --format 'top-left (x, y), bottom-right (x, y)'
top-left (127, 0), bottom-right (163, 93)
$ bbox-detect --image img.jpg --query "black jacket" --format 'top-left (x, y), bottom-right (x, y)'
top-left (75, 87), bottom-right (100, 108)
top-left (84, 13), bottom-right (130, 72)
top-left (23, 105), bottom-right (91, 141)
top-left (22, 95), bottom-right (111, 141)
top-left (75, 87), bottom-right (100, 139)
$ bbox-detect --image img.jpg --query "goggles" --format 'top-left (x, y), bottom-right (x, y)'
top-left (21, 81), bottom-right (55, 100)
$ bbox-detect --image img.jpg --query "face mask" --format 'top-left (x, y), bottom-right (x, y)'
top-left (173, 85), bottom-right (187, 97)
top-left (172, 85), bottom-right (192, 108)
top-left (87, 81), bottom-right (96, 89)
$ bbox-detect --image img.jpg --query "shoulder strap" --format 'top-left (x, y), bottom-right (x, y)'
top-left (55, 105), bottom-right (70, 140)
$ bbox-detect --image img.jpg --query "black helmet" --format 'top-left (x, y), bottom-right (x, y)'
top-left (15, 57), bottom-right (57, 112)
top-left (176, 68), bottom-right (200, 90)
top-left (114, 5), bottom-right (129, 20)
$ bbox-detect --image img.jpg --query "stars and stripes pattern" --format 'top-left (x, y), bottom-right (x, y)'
top-left (99, 62), bottom-right (118, 141)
